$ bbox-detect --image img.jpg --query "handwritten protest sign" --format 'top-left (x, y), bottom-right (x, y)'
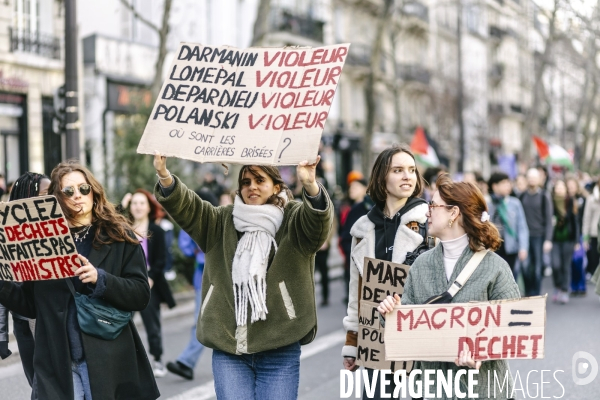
top-left (357, 257), bottom-right (413, 372)
top-left (0, 196), bottom-right (80, 282)
top-left (384, 296), bottom-right (547, 362)
top-left (137, 42), bottom-right (350, 165)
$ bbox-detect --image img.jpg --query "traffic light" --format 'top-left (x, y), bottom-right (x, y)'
top-left (53, 84), bottom-right (66, 134)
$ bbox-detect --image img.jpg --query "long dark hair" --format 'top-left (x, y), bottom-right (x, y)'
top-left (48, 161), bottom-right (138, 247)
top-left (236, 165), bottom-right (294, 208)
top-left (367, 145), bottom-right (424, 209)
top-left (436, 173), bottom-right (502, 251)
top-left (9, 172), bottom-right (48, 201)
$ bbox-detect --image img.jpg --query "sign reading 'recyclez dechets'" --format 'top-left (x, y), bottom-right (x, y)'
top-left (0, 196), bottom-right (80, 282)
top-left (137, 42), bottom-right (350, 165)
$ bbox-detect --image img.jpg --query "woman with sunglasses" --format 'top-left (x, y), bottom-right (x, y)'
top-left (153, 151), bottom-right (333, 400)
top-left (0, 161), bottom-right (159, 400)
top-left (341, 145), bottom-right (430, 399)
top-left (377, 174), bottom-right (520, 399)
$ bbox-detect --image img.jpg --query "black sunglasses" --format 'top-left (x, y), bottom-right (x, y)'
top-left (62, 183), bottom-right (92, 197)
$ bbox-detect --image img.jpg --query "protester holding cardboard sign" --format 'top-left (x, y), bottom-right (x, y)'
top-left (0, 162), bottom-right (159, 400)
top-left (0, 172), bottom-right (50, 399)
top-left (153, 151), bottom-right (333, 400)
top-left (378, 174), bottom-right (521, 399)
top-left (341, 146), bottom-right (430, 399)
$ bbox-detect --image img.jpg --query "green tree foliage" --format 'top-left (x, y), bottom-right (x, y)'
top-left (112, 109), bottom-right (191, 201)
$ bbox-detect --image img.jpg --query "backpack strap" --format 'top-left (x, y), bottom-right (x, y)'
top-left (447, 250), bottom-right (488, 297)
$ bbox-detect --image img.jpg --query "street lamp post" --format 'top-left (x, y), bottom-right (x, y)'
top-left (64, 0), bottom-right (80, 160)
top-left (457, 0), bottom-right (466, 173)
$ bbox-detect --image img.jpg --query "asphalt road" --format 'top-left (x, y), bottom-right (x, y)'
top-left (0, 272), bottom-right (599, 399)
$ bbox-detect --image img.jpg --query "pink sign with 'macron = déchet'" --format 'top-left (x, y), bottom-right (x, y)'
top-left (384, 296), bottom-right (547, 362)
top-left (137, 42), bottom-right (350, 165)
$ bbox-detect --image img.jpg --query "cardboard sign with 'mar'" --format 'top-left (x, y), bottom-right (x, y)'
top-left (0, 196), bottom-right (80, 281)
top-left (137, 42), bottom-right (350, 165)
top-left (357, 257), bottom-right (413, 372)
top-left (384, 296), bottom-right (547, 362)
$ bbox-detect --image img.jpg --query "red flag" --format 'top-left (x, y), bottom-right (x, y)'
top-left (411, 126), bottom-right (428, 155)
top-left (533, 136), bottom-right (550, 159)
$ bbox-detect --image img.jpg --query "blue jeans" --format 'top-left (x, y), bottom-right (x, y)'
top-left (524, 236), bottom-right (544, 296)
top-left (212, 341), bottom-right (301, 400)
top-left (176, 288), bottom-right (205, 368)
top-left (72, 360), bottom-right (92, 399)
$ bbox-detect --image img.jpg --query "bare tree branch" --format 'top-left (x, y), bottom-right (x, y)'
top-left (363, 0), bottom-right (394, 173)
top-left (119, 0), bottom-right (160, 32)
top-left (251, 0), bottom-right (271, 46)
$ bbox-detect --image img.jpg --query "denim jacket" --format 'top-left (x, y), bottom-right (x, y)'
top-left (488, 195), bottom-right (529, 255)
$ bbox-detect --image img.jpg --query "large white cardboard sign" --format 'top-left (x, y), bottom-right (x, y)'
top-left (357, 257), bottom-right (413, 372)
top-left (384, 296), bottom-right (547, 362)
top-left (0, 196), bottom-right (80, 281)
top-left (137, 42), bottom-right (350, 165)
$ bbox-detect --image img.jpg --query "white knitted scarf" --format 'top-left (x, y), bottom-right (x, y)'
top-left (232, 196), bottom-right (284, 326)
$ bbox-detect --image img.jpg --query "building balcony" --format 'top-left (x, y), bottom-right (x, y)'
top-left (489, 63), bottom-right (505, 83)
top-left (489, 25), bottom-right (507, 40)
top-left (488, 102), bottom-right (505, 115)
top-left (401, 1), bottom-right (429, 22)
top-left (397, 63), bottom-right (431, 84)
top-left (509, 103), bottom-right (524, 114)
top-left (9, 28), bottom-right (61, 60)
top-left (346, 43), bottom-right (371, 67)
top-left (270, 8), bottom-right (324, 43)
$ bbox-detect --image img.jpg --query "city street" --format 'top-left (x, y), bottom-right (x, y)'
top-left (0, 271), bottom-right (598, 399)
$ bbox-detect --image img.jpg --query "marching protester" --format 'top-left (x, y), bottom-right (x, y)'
top-left (153, 151), bottom-right (333, 400)
top-left (487, 172), bottom-right (529, 278)
top-left (591, 218), bottom-right (600, 299)
top-left (377, 173), bottom-right (521, 399)
top-left (519, 168), bottom-right (554, 296)
top-left (338, 177), bottom-right (370, 303)
top-left (0, 161), bottom-right (159, 400)
top-left (582, 177), bottom-right (600, 279)
top-left (0, 172), bottom-right (50, 399)
top-left (567, 177), bottom-right (587, 295)
top-left (127, 189), bottom-right (176, 377)
top-left (550, 180), bottom-right (579, 304)
top-left (166, 188), bottom-right (218, 381)
top-left (341, 146), bottom-right (430, 399)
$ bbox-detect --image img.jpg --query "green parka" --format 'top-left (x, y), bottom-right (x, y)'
top-left (155, 176), bottom-right (333, 354)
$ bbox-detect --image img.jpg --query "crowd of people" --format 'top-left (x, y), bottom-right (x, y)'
top-left (0, 148), bottom-right (600, 400)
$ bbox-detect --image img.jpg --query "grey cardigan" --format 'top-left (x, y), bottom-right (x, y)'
top-left (402, 244), bottom-right (521, 400)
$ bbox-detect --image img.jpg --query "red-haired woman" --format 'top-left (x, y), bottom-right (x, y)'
top-left (127, 189), bottom-right (176, 376)
top-left (378, 174), bottom-right (520, 399)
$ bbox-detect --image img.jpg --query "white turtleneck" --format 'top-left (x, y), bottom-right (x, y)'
top-left (440, 234), bottom-right (470, 281)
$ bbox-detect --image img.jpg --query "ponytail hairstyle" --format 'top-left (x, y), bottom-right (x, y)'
top-left (9, 172), bottom-right (49, 201)
top-left (436, 173), bottom-right (502, 251)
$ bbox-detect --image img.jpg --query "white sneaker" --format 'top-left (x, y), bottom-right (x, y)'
top-left (164, 270), bottom-right (177, 281)
top-left (153, 361), bottom-right (167, 378)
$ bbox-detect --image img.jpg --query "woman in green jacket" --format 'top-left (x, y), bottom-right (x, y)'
top-left (153, 152), bottom-right (333, 400)
top-left (378, 174), bottom-right (521, 400)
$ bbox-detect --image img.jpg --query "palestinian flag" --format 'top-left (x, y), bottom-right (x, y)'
top-left (533, 136), bottom-right (573, 169)
top-left (410, 126), bottom-right (440, 167)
